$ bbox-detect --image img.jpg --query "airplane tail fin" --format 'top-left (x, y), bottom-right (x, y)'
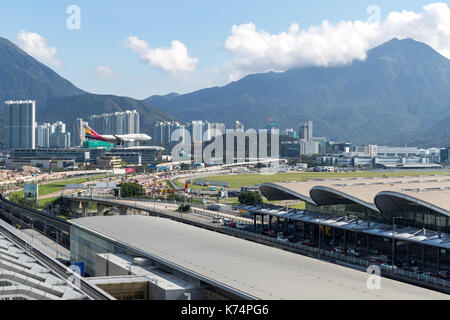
top-left (83, 123), bottom-right (100, 137)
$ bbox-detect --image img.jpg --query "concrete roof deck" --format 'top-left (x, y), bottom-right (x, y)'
top-left (71, 215), bottom-right (449, 300)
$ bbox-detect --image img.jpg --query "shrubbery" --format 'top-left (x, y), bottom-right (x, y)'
top-left (238, 192), bottom-right (263, 205)
top-left (116, 183), bottom-right (146, 198)
top-left (177, 204), bottom-right (191, 212)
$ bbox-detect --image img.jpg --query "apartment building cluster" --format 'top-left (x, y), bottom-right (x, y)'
top-left (71, 110), bottom-right (141, 148)
top-left (3, 100), bottom-right (71, 149)
top-left (279, 121), bottom-right (328, 158)
top-left (153, 120), bottom-right (230, 145)
top-left (36, 121), bottom-right (71, 149)
top-left (88, 110), bottom-right (140, 137)
top-left (2, 101), bottom-right (156, 169)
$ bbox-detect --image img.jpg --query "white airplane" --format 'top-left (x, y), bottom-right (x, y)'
top-left (83, 123), bottom-right (151, 145)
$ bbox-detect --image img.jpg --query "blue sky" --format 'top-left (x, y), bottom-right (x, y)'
top-left (0, 1), bottom-right (447, 99)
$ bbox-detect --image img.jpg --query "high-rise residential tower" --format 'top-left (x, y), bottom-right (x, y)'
top-left (36, 123), bottom-right (51, 148)
top-left (298, 121), bottom-right (313, 142)
top-left (4, 100), bottom-right (36, 149)
top-left (153, 121), bottom-right (183, 145)
top-left (72, 118), bottom-right (86, 148)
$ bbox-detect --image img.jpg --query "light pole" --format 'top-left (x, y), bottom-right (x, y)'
top-left (318, 214), bottom-right (322, 254)
top-left (29, 217), bottom-right (34, 244)
top-left (392, 216), bottom-right (403, 273)
top-left (55, 231), bottom-right (60, 260)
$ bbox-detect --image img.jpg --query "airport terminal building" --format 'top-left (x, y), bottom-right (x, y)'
top-left (258, 175), bottom-right (450, 272)
top-left (69, 215), bottom-right (447, 300)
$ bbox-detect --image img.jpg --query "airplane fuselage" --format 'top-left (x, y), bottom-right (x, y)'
top-left (87, 133), bottom-right (151, 143)
top-left (83, 122), bottom-right (151, 144)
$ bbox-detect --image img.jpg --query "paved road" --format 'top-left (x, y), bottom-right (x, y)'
top-left (111, 198), bottom-right (253, 224)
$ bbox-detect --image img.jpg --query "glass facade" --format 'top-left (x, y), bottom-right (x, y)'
top-left (70, 226), bottom-right (117, 276)
top-left (306, 202), bottom-right (378, 222)
top-left (293, 201), bottom-right (450, 271)
top-left (380, 209), bottom-right (450, 233)
top-left (306, 202), bottom-right (450, 233)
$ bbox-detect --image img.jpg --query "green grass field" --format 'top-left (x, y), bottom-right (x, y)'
top-left (37, 196), bottom-right (60, 209)
top-left (177, 170), bottom-right (450, 189)
top-left (10, 175), bottom-right (112, 198)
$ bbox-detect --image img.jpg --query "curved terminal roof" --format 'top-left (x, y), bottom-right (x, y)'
top-left (260, 175), bottom-right (450, 215)
top-left (375, 191), bottom-right (450, 217)
top-left (310, 186), bottom-right (379, 211)
top-left (260, 183), bottom-right (315, 204)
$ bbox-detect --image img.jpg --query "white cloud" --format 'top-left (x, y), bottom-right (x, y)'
top-left (17, 30), bottom-right (61, 68)
top-left (224, 2), bottom-right (450, 80)
top-left (92, 66), bottom-right (117, 79)
top-left (124, 36), bottom-right (198, 74)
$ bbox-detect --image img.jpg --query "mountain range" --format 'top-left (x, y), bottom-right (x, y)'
top-left (146, 38), bottom-right (450, 147)
top-left (0, 35), bottom-right (449, 148)
top-left (0, 37), bottom-right (176, 139)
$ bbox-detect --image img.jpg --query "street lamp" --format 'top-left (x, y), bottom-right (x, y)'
top-left (318, 214), bottom-right (323, 254)
top-left (392, 216), bottom-right (403, 273)
top-left (29, 217), bottom-right (34, 244)
top-left (55, 231), bottom-right (60, 260)
top-left (317, 213), bottom-right (328, 256)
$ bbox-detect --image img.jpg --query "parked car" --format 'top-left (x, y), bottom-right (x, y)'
top-left (277, 235), bottom-right (289, 243)
top-left (301, 239), bottom-right (315, 247)
top-left (399, 262), bottom-right (410, 269)
top-left (212, 217), bottom-right (223, 224)
top-left (236, 222), bottom-right (247, 230)
top-left (368, 258), bottom-right (384, 265)
top-left (437, 271), bottom-right (450, 280)
top-left (263, 229), bottom-right (276, 237)
top-left (346, 248), bottom-right (362, 257)
top-left (420, 272), bottom-right (437, 278)
top-left (333, 247), bottom-right (346, 255)
top-left (223, 218), bottom-right (236, 227)
top-left (288, 236), bottom-right (298, 243)
top-left (380, 263), bottom-right (398, 271)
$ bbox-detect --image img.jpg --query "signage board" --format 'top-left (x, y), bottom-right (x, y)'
top-left (71, 262), bottom-right (85, 276)
top-left (125, 167), bottom-right (136, 174)
top-left (24, 184), bottom-right (39, 200)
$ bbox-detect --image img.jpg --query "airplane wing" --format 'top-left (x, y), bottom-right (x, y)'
top-left (113, 135), bottom-right (135, 143)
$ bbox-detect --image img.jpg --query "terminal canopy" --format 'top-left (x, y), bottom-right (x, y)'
top-left (375, 191), bottom-right (450, 217)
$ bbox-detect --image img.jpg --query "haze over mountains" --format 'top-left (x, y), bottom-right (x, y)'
top-left (0, 37), bottom-right (176, 136)
top-left (0, 35), bottom-right (449, 147)
top-left (147, 38), bottom-right (450, 147)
